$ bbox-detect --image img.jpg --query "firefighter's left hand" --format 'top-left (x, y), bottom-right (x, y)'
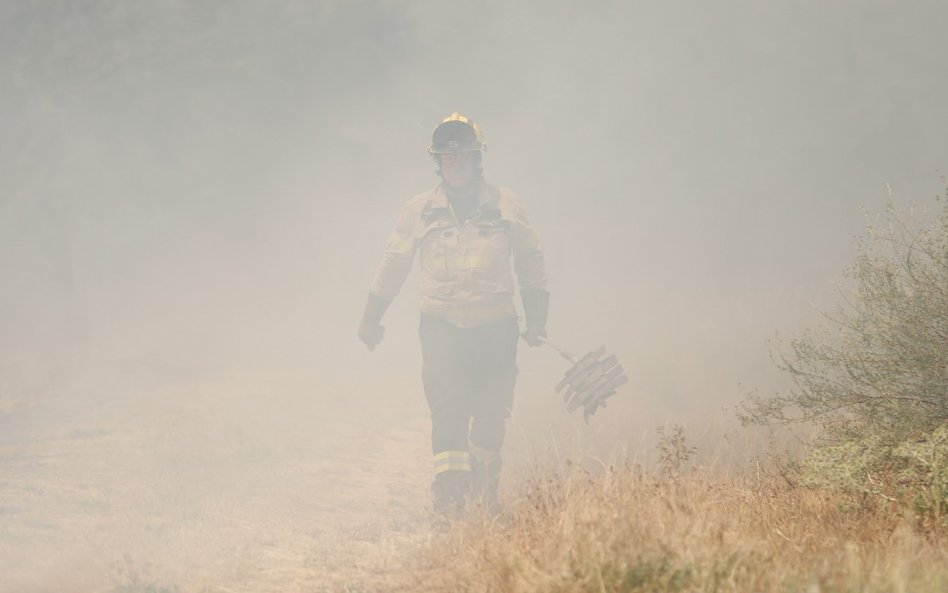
top-left (521, 327), bottom-right (547, 347)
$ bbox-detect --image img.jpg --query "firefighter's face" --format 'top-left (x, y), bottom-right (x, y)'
top-left (440, 152), bottom-right (478, 189)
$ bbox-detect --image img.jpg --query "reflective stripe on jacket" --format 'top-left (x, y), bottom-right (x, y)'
top-left (370, 182), bottom-right (547, 328)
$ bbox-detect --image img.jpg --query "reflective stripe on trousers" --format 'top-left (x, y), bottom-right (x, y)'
top-left (433, 450), bottom-right (472, 474)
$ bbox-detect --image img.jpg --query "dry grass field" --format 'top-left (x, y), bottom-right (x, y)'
top-left (1, 372), bottom-right (945, 593)
top-left (0, 372), bottom-right (435, 593)
top-left (404, 464), bottom-right (948, 593)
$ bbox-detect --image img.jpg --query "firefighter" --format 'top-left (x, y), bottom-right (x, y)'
top-left (358, 113), bottom-right (549, 516)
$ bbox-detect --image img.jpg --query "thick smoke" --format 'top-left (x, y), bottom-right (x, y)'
top-left (1, 0), bottom-right (947, 589)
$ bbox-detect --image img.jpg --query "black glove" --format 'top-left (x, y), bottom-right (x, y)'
top-left (358, 322), bottom-right (384, 351)
top-left (521, 289), bottom-right (549, 347)
top-left (358, 293), bottom-right (391, 351)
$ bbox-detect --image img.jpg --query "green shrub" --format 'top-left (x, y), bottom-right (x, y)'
top-left (741, 193), bottom-right (948, 515)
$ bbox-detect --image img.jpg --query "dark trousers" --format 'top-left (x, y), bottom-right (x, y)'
top-left (419, 314), bottom-right (519, 477)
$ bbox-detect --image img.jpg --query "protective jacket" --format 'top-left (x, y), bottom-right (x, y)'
top-left (370, 181), bottom-right (547, 327)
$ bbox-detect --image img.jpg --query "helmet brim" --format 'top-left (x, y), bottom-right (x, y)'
top-left (427, 145), bottom-right (485, 155)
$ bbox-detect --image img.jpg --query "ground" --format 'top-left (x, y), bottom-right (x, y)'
top-left (0, 372), bottom-right (438, 593)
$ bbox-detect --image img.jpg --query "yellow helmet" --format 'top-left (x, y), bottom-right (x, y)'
top-left (427, 112), bottom-right (487, 154)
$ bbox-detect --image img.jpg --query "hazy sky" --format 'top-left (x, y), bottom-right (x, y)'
top-left (2, 0), bottom-right (947, 419)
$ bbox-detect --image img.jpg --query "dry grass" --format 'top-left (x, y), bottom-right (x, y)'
top-left (4, 376), bottom-right (945, 592)
top-left (397, 462), bottom-right (948, 593)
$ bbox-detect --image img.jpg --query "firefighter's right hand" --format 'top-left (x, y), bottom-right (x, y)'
top-left (358, 322), bottom-right (385, 351)
top-left (521, 326), bottom-right (547, 347)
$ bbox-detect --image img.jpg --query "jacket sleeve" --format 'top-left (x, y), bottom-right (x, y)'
top-left (369, 204), bottom-right (416, 300)
top-left (509, 205), bottom-right (548, 291)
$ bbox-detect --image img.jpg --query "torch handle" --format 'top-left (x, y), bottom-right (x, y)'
top-left (534, 336), bottom-right (577, 364)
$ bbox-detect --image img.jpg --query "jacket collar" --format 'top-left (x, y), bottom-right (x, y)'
top-left (431, 180), bottom-right (501, 210)
top-left (422, 180), bottom-right (504, 226)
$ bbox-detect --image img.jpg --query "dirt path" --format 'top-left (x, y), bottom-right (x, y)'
top-left (0, 372), bottom-right (436, 593)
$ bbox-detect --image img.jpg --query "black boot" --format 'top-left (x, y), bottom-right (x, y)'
top-left (469, 445), bottom-right (503, 515)
top-left (432, 470), bottom-right (469, 520)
